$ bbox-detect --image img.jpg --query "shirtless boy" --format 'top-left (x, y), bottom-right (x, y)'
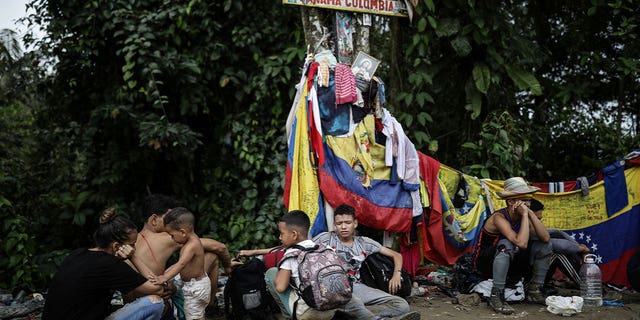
top-left (133, 194), bottom-right (232, 312)
top-left (152, 207), bottom-right (209, 320)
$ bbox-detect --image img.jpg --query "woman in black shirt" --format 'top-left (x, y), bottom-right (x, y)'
top-left (43, 208), bottom-right (165, 320)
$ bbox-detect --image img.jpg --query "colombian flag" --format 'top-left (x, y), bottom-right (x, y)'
top-left (283, 68), bottom-right (325, 234)
top-left (317, 115), bottom-right (416, 233)
top-left (284, 64), bottom-right (419, 234)
top-left (420, 156), bottom-right (488, 266)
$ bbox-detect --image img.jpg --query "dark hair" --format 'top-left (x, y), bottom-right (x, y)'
top-left (334, 204), bottom-right (356, 219)
top-left (163, 207), bottom-right (195, 230)
top-left (93, 208), bottom-right (137, 248)
top-left (280, 210), bottom-right (310, 234)
top-left (530, 199), bottom-right (544, 211)
top-left (142, 194), bottom-right (179, 220)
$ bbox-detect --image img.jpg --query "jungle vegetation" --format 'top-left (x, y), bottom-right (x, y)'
top-left (0, 0), bottom-right (638, 290)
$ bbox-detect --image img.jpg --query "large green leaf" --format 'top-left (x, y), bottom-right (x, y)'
top-left (435, 18), bottom-right (460, 38)
top-left (450, 36), bottom-right (472, 57)
top-left (505, 65), bottom-right (542, 95)
top-left (472, 63), bottom-right (491, 94)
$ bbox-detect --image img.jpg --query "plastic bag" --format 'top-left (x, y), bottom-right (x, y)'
top-left (545, 295), bottom-right (583, 316)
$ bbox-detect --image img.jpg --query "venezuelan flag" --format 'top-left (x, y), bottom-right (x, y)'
top-left (485, 167), bottom-right (640, 287)
top-left (535, 167), bottom-right (640, 287)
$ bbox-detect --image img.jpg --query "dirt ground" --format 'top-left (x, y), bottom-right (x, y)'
top-left (403, 287), bottom-right (640, 320)
top-left (207, 286), bottom-right (640, 320)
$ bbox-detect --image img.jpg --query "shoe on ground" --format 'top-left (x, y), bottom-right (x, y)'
top-left (489, 288), bottom-right (515, 315)
top-left (542, 285), bottom-right (559, 296)
top-left (526, 283), bottom-right (546, 304)
top-left (603, 290), bottom-right (623, 301)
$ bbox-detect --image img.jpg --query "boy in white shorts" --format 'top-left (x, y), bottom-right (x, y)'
top-left (152, 207), bottom-right (210, 320)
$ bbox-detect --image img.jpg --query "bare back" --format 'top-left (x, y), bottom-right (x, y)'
top-left (135, 231), bottom-right (180, 275)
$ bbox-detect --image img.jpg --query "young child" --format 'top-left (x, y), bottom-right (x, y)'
top-left (268, 210), bottom-right (376, 320)
top-left (133, 194), bottom-right (233, 315)
top-left (151, 207), bottom-right (210, 320)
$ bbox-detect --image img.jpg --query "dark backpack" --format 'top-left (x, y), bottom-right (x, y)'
top-left (280, 244), bottom-right (352, 311)
top-left (359, 252), bottom-right (412, 298)
top-left (224, 257), bottom-right (277, 320)
top-left (452, 252), bottom-right (482, 295)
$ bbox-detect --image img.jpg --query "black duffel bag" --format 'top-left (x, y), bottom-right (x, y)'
top-left (359, 252), bottom-right (412, 298)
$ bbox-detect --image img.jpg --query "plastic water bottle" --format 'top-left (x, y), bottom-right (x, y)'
top-left (579, 254), bottom-right (603, 307)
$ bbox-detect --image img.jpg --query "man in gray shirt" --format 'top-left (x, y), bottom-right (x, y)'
top-left (313, 204), bottom-right (419, 320)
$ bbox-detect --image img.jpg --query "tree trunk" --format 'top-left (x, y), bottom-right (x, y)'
top-left (300, 7), bottom-right (369, 64)
top-left (300, 7), bottom-right (334, 54)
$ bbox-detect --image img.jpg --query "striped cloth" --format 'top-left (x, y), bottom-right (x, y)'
top-left (334, 63), bottom-right (357, 105)
top-left (550, 253), bottom-right (581, 286)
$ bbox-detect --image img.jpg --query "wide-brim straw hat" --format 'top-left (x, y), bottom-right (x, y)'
top-left (497, 177), bottom-right (540, 199)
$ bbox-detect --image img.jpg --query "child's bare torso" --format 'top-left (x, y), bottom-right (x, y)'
top-left (180, 234), bottom-right (206, 281)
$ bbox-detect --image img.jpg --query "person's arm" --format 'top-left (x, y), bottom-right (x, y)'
top-left (274, 268), bottom-right (292, 293)
top-left (152, 243), bottom-right (196, 284)
top-left (130, 280), bottom-right (165, 297)
top-left (201, 238), bottom-right (232, 271)
top-left (238, 247), bottom-right (278, 258)
top-left (379, 246), bottom-right (403, 294)
top-left (494, 202), bottom-right (531, 249)
top-left (528, 209), bottom-right (550, 242)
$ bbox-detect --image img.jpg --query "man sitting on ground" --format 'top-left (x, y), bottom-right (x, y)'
top-left (313, 204), bottom-right (420, 320)
top-left (130, 194), bottom-right (234, 316)
top-left (530, 199), bottom-right (589, 288)
top-left (268, 210), bottom-right (379, 319)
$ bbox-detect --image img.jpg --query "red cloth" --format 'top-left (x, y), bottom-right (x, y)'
top-left (399, 235), bottom-right (421, 278)
top-left (334, 64), bottom-right (357, 105)
top-left (263, 249), bottom-right (285, 269)
top-left (629, 157), bottom-right (640, 166)
top-left (418, 152), bottom-right (464, 266)
top-left (532, 181), bottom-right (577, 193)
top-left (306, 62), bottom-right (324, 166)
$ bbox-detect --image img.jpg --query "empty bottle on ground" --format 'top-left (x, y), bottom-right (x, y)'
top-left (580, 254), bottom-right (602, 307)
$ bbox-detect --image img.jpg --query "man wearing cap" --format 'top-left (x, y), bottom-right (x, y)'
top-left (473, 177), bottom-right (552, 315)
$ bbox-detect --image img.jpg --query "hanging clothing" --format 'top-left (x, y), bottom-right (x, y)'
top-left (316, 72), bottom-right (350, 136)
top-left (334, 63), bottom-right (358, 105)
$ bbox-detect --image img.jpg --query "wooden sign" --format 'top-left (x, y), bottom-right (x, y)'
top-left (282, 0), bottom-right (409, 18)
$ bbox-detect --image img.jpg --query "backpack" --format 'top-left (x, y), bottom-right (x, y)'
top-left (452, 252), bottom-right (482, 295)
top-left (224, 257), bottom-right (277, 320)
top-left (280, 244), bottom-right (352, 311)
top-left (359, 252), bottom-right (413, 298)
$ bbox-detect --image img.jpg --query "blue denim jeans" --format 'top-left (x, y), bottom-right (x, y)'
top-left (106, 295), bottom-right (164, 320)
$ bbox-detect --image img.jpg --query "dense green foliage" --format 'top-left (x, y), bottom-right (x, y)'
top-left (0, 0), bottom-right (638, 290)
top-left (376, 0), bottom-right (639, 179)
